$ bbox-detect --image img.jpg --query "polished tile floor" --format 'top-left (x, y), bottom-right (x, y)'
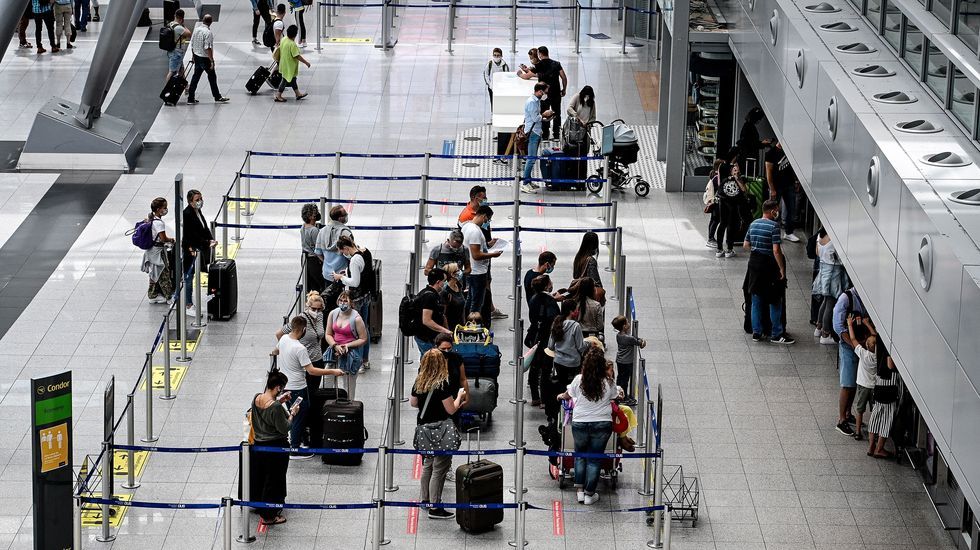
top-left (0, 0), bottom-right (957, 548)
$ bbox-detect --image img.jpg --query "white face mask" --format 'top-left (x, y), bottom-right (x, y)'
top-left (493, 56), bottom-right (502, 63)
top-left (541, 94), bottom-right (548, 101)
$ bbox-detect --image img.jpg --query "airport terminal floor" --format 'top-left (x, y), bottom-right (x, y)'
top-left (0, 0), bottom-right (961, 548)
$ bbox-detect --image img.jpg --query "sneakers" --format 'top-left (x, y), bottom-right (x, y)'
top-left (148, 296), bottom-right (167, 304)
top-left (215, 96), bottom-right (231, 103)
top-left (819, 335), bottom-right (836, 345)
top-left (491, 309), bottom-right (508, 319)
top-left (622, 397), bottom-right (638, 406)
top-left (752, 333), bottom-right (763, 342)
top-left (813, 328), bottom-right (822, 337)
top-left (576, 490), bottom-right (585, 503)
top-left (783, 232), bottom-right (801, 243)
top-left (427, 508), bottom-right (455, 519)
top-left (290, 453), bottom-right (314, 460)
top-left (187, 98), bottom-right (200, 104)
top-left (770, 334), bottom-right (796, 345)
top-left (445, 470), bottom-right (455, 482)
top-left (358, 361), bottom-right (371, 374)
top-left (705, 239), bottom-right (717, 248)
top-left (252, 38), bottom-right (260, 44)
top-left (723, 249), bottom-right (736, 258)
top-left (520, 183), bottom-right (538, 194)
top-left (715, 250), bottom-right (725, 258)
top-left (835, 422), bottom-right (855, 436)
top-left (582, 492), bottom-right (600, 505)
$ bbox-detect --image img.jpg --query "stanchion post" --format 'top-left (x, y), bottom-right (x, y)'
top-left (374, 445), bottom-right (390, 547)
top-left (233, 175), bottom-right (242, 242)
top-left (122, 394), bottom-right (139, 489)
top-left (662, 505), bottom-right (672, 549)
top-left (238, 443), bottom-right (255, 543)
top-left (635, 357), bottom-right (647, 449)
top-left (73, 494), bottom-right (82, 550)
top-left (621, 2), bottom-right (628, 54)
top-left (617, 256), bottom-right (627, 314)
top-left (615, 227), bottom-right (623, 271)
top-left (327, 1), bottom-right (333, 30)
top-left (651, 447), bottom-right (665, 548)
top-left (447, 0), bottom-right (455, 53)
top-left (604, 200), bottom-right (618, 243)
top-left (410, 244), bottom-right (420, 293)
top-left (508, 449), bottom-right (527, 547)
top-left (141, 352), bottom-right (158, 442)
top-left (161, 313), bottom-right (175, 400)
top-left (384, 397), bottom-right (399, 492)
top-left (192, 253), bottom-right (205, 328)
top-left (223, 497), bottom-right (233, 550)
top-left (416, 199), bottom-right (426, 244)
top-left (316, 0), bottom-right (322, 50)
top-left (380, 0), bottom-right (389, 49)
top-left (243, 154), bottom-right (252, 206)
top-left (177, 292), bottom-right (190, 364)
top-left (422, 153), bottom-right (431, 221)
top-left (639, 396), bottom-right (655, 496)
top-left (601, 155), bottom-right (612, 213)
top-left (333, 152), bottom-right (342, 199)
top-left (326, 174), bottom-right (335, 206)
top-left (402, 284), bottom-right (414, 367)
top-left (221, 199), bottom-right (228, 267)
top-left (95, 441), bottom-right (115, 542)
top-left (574, 2), bottom-right (581, 54)
top-left (301, 255), bottom-right (308, 305)
top-left (510, 0), bottom-right (517, 53)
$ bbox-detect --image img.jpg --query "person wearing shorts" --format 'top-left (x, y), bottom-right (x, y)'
top-left (832, 289), bottom-right (866, 436)
top-left (165, 10), bottom-right (191, 84)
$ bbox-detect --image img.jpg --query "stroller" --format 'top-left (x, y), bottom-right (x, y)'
top-left (554, 400), bottom-right (621, 490)
top-left (586, 119), bottom-right (650, 197)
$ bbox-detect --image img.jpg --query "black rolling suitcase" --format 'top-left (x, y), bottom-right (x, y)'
top-left (496, 132), bottom-right (513, 156)
top-left (562, 141), bottom-right (588, 188)
top-left (321, 375), bottom-right (366, 466)
top-left (246, 65), bottom-right (272, 94)
top-left (455, 429), bottom-right (504, 533)
top-left (309, 376), bottom-right (347, 448)
top-left (160, 63), bottom-right (190, 105)
top-left (369, 258), bottom-right (382, 343)
top-left (207, 259), bottom-right (237, 320)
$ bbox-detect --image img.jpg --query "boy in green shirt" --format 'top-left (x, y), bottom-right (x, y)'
top-left (274, 24), bottom-right (311, 102)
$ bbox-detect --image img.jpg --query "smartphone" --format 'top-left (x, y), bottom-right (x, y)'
top-left (293, 396), bottom-right (303, 407)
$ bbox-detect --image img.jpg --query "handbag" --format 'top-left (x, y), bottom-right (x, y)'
top-left (514, 121), bottom-right (538, 156)
top-left (521, 344), bottom-right (537, 373)
top-left (561, 117), bottom-right (587, 147)
top-left (412, 389), bottom-right (462, 452)
top-left (611, 402), bottom-right (629, 434)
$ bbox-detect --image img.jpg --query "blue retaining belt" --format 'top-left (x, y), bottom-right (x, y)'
top-left (387, 501), bottom-right (518, 509)
top-left (115, 444), bottom-right (240, 453)
top-left (252, 445), bottom-right (380, 455)
top-left (81, 497), bottom-right (222, 510)
top-left (235, 500), bottom-right (377, 510)
top-left (525, 449), bottom-right (660, 459)
top-left (389, 448), bottom-right (516, 456)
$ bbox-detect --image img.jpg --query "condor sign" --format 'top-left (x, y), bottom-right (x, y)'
top-left (31, 371), bottom-right (72, 550)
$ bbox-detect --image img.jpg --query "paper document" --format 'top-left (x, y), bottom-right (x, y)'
top-left (489, 239), bottom-right (509, 252)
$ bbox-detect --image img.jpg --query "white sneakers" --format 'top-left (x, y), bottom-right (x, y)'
top-left (783, 232), bottom-right (801, 243)
top-left (576, 490), bottom-right (585, 503)
top-left (520, 183), bottom-right (539, 194)
top-left (819, 335), bottom-right (836, 345)
top-left (813, 328), bottom-right (822, 337)
top-left (576, 489), bottom-right (600, 505)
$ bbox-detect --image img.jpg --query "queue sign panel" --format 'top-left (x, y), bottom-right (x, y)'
top-left (31, 371), bottom-right (73, 550)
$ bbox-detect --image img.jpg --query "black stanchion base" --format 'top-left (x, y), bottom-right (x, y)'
top-left (237, 535), bottom-right (256, 543)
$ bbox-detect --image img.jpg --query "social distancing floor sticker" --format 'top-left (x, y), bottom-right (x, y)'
top-left (139, 365), bottom-right (188, 392)
top-left (227, 196), bottom-right (258, 216)
top-left (113, 450), bottom-right (150, 478)
top-left (81, 494), bottom-right (132, 528)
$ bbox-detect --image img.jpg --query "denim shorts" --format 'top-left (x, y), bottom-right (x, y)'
top-left (168, 49), bottom-right (184, 73)
top-left (839, 342), bottom-right (858, 388)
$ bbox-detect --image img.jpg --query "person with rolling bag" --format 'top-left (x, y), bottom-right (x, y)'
top-left (320, 291), bottom-right (369, 465)
top-left (160, 9), bottom-right (191, 106)
top-left (412, 349), bottom-right (466, 520)
top-left (455, 426), bottom-right (504, 532)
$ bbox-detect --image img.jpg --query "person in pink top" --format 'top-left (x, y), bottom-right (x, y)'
top-left (324, 291), bottom-right (368, 398)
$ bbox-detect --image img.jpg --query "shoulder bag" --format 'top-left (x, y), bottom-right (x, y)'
top-left (412, 388), bottom-right (462, 452)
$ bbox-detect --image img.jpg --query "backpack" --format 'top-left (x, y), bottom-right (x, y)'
top-left (262, 22), bottom-right (276, 48)
top-left (350, 249), bottom-right (377, 302)
top-left (159, 22), bottom-right (177, 51)
top-left (398, 287), bottom-right (434, 337)
top-left (128, 219), bottom-right (156, 250)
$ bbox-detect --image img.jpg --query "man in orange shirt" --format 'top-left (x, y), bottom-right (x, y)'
top-left (457, 185), bottom-right (508, 322)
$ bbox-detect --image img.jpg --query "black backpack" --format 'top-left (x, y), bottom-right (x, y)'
top-left (398, 287), bottom-right (434, 337)
top-left (159, 22), bottom-right (177, 51)
top-left (262, 22), bottom-right (276, 48)
top-left (352, 250), bottom-right (377, 300)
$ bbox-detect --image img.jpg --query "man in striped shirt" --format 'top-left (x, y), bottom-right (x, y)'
top-left (743, 199), bottom-right (795, 345)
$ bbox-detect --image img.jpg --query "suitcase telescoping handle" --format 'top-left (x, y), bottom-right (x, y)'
top-left (319, 371), bottom-right (353, 403)
top-left (465, 426), bottom-right (481, 463)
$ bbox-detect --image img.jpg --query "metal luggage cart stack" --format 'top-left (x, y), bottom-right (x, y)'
top-left (647, 464), bottom-right (700, 527)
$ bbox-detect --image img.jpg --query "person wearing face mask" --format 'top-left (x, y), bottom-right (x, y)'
top-left (271, 315), bottom-right (345, 458)
top-left (248, 368), bottom-right (301, 526)
top-left (332, 235), bottom-right (376, 371)
top-left (458, 186), bottom-right (507, 323)
top-left (742, 199), bottom-right (795, 345)
top-left (300, 203), bottom-right (325, 293)
top-left (182, 189), bottom-right (217, 311)
top-left (518, 46), bottom-right (567, 140)
top-left (441, 263), bottom-right (466, 330)
top-left (425, 229), bottom-right (471, 276)
top-left (527, 275), bottom-right (560, 406)
top-left (315, 205), bottom-right (353, 304)
top-left (142, 197), bottom-right (177, 304)
top-left (545, 299), bottom-right (590, 419)
top-left (415, 269), bottom-right (453, 356)
top-left (275, 291), bottom-right (328, 444)
top-left (715, 163), bottom-right (747, 259)
top-left (461, 205), bottom-right (503, 319)
top-left (458, 185), bottom-right (487, 224)
top-left (572, 231), bottom-right (603, 289)
top-left (520, 82), bottom-right (555, 194)
top-left (483, 47), bottom-right (510, 115)
top-left (323, 291), bottom-right (369, 398)
top-left (523, 251), bottom-right (557, 308)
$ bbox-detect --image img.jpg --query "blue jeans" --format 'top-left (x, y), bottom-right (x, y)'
top-left (73, 0), bottom-right (88, 29)
top-left (415, 337), bottom-right (434, 357)
top-left (778, 181), bottom-right (797, 234)
top-left (357, 297), bottom-right (371, 363)
top-left (168, 49), bottom-right (184, 74)
top-left (464, 273), bottom-right (488, 314)
top-left (571, 421), bottom-right (613, 494)
top-left (751, 294), bottom-right (784, 338)
top-left (839, 341), bottom-right (858, 388)
top-left (522, 132), bottom-right (542, 183)
top-left (286, 387), bottom-right (310, 447)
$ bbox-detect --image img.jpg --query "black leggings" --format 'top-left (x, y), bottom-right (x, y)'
top-left (34, 10), bottom-right (55, 47)
top-left (252, 0), bottom-right (272, 38)
top-left (249, 437), bottom-right (289, 521)
top-left (715, 199), bottom-right (741, 251)
top-left (296, 9), bottom-right (306, 40)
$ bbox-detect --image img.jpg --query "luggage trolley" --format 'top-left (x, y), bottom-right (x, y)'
top-left (555, 400), bottom-right (621, 489)
top-left (646, 464), bottom-right (700, 527)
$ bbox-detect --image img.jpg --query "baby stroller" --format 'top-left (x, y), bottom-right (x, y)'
top-left (586, 119), bottom-right (650, 197)
top-left (555, 400), bottom-right (621, 489)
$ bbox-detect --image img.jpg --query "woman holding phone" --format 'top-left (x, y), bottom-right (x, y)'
top-left (249, 369), bottom-right (301, 526)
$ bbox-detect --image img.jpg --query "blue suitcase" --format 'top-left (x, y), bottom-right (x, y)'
top-left (454, 342), bottom-right (501, 380)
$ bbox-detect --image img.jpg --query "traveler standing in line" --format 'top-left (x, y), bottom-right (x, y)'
top-left (273, 25), bottom-right (310, 102)
top-left (187, 14), bottom-right (230, 104)
top-left (411, 349), bottom-right (466, 520)
top-left (715, 163), bottom-right (747, 258)
top-left (527, 275), bottom-right (560, 407)
top-left (458, 185), bottom-right (487, 224)
top-left (612, 315), bottom-right (645, 406)
top-left (518, 46), bottom-right (567, 140)
top-left (572, 231), bottom-right (602, 289)
top-left (849, 315), bottom-right (877, 441)
top-left (53, 0), bottom-right (73, 50)
top-left (520, 82), bottom-right (554, 193)
top-left (867, 352), bottom-right (901, 458)
top-left (272, 315), bottom-right (344, 458)
top-left (72, 0), bottom-right (88, 32)
top-left (141, 198), bottom-right (176, 304)
top-left (32, 0), bottom-right (58, 54)
top-left (90, 0), bottom-right (99, 21)
top-left (315, 205), bottom-right (353, 301)
top-left (323, 291), bottom-right (368, 398)
top-left (248, 369), bottom-right (299, 527)
top-left (182, 189), bottom-right (216, 311)
top-left (813, 229), bottom-right (848, 344)
top-left (568, 277), bottom-right (603, 340)
top-left (300, 204), bottom-right (325, 293)
top-left (764, 140), bottom-right (801, 242)
top-left (523, 251), bottom-right (557, 308)
top-left (483, 47), bottom-right (510, 111)
top-left (461, 205), bottom-right (503, 317)
top-left (557, 346), bottom-right (620, 505)
top-left (414, 269), bottom-right (452, 356)
top-left (250, 0), bottom-right (272, 45)
top-left (275, 291), bottom-right (329, 440)
top-left (742, 199), bottom-right (795, 345)
top-left (425, 229), bottom-right (470, 276)
top-left (832, 287), bottom-right (866, 436)
top-left (703, 159), bottom-right (724, 248)
top-left (548, 299), bottom-right (589, 390)
top-left (735, 107), bottom-right (771, 170)
top-left (332, 235), bottom-right (375, 371)
top-left (164, 10), bottom-right (192, 85)
top-left (565, 86), bottom-right (597, 127)
top-left (287, 0), bottom-right (307, 47)
top-left (457, 186), bottom-right (506, 321)
top-left (441, 263), bottom-right (466, 333)
top-left (19, 5), bottom-right (33, 48)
